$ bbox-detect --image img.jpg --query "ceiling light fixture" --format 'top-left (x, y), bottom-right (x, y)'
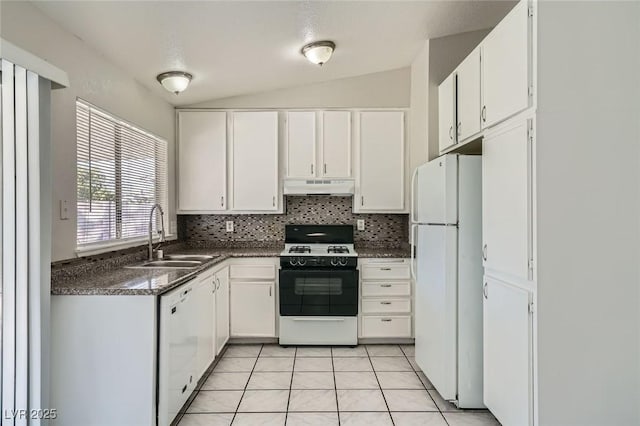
top-left (156, 71), bottom-right (193, 94)
top-left (301, 41), bottom-right (336, 66)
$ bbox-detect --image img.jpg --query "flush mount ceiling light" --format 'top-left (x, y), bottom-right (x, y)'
top-left (301, 41), bottom-right (336, 66)
top-left (156, 71), bottom-right (193, 94)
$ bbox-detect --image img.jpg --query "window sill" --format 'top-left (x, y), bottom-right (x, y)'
top-left (75, 235), bottom-right (177, 257)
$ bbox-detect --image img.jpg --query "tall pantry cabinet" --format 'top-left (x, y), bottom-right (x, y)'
top-left (439, 1), bottom-right (640, 425)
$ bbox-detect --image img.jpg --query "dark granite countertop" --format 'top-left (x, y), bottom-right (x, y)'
top-left (51, 244), bottom-right (410, 296)
top-left (51, 247), bottom-right (282, 296)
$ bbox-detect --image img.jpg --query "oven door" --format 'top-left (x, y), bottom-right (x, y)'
top-left (279, 269), bottom-right (359, 316)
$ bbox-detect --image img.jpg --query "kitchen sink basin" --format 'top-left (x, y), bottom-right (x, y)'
top-left (126, 255), bottom-right (219, 269)
top-left (162, 254), bottom-right (216, 262)
top-left (127, 260), bottom-right (202, 269)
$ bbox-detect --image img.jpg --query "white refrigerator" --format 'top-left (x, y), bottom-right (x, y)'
top-left (411, 154), bottom-right (484, 408)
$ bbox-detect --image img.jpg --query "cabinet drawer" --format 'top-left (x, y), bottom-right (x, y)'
top-left (230, 264), bottom-right (276, 280)
top-left (361, 316), bottom-right (412, 338)
top-left (361, 264), bottom-right (410, 280)
top-left (362, 282), bottom-right (411, 297)
top-left (362, 298), bottom-right (411, 314)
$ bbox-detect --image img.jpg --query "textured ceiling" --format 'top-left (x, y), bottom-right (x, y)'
top-left (33, 1), bottom-right (515, 106)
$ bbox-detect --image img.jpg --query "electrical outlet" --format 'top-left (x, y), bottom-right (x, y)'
top-left (226, 221), bottom-right (234, 232)
top-left (59, 200), bottom-right (69, 220)
top-left (357, 219), bottom-right (365, 231)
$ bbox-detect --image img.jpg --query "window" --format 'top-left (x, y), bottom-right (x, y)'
top-left (76, 99), bottom-right (168, 251)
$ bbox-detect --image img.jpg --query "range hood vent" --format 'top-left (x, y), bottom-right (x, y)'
top-left (283, 179), bottom-right (354, 196)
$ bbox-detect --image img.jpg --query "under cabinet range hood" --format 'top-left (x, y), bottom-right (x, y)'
top-left (283, 179), bottom-right (354, 196)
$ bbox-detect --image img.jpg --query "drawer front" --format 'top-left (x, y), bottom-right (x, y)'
top-left (362, 282), bottom-right (411, 297)
top-left (230, 264), bottom-right (276, 280)
top-left (361, 316), bottom-right (412, 338)
top-left (361, 264), bottom-right (410, 280)
top-left (362, 298), bottom-right (411, 314)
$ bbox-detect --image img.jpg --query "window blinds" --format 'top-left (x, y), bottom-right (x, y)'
top-left (76, 100), bottom-right (168, 248)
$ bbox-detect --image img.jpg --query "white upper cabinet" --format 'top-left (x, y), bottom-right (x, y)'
top-left (286, 110), bottom-right (351, 179)
top-left (438, 74), bottom-right (456, 153)
top-left (321, 111), bottom-right (351, 178)
top-left (357, 111), bottom-right (405, 212)
top-left (286, 111), bottom-right (316, 178)
top-left (482, 0), bottom-right (532, 128)
top-left (231, 111), bottom-right (279, 211)
top-left (482, 117), bottom-right (533, 283)
top-left (177, 111), bottom-right (227, 212)
top-left (456, 47), bottom-right (482, 141)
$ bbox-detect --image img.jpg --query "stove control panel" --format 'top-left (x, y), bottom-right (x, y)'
top-left (280, 256), bottom-right (357, 269)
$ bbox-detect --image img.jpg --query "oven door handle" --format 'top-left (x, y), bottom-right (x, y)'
top-left (291, 318), bottom-right (346, 322)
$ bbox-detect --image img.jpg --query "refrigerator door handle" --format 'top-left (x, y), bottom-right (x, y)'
top-left (410, 224), bottom-right (418, 280)
top-left (410, 166), bottom-right (419, 223)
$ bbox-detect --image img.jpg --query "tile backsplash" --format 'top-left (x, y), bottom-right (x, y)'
top-left (179, 196), bottom-right (409, 247)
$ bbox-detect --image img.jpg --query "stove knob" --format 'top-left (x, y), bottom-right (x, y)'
top-left (339, 257), bottom-right (348, 266)
top-left (290, 258), bottom-right (298, 266)
top-left (298, 257), bottom-right (307, 266)
top-left (330, 257), bottom-right (339, 266)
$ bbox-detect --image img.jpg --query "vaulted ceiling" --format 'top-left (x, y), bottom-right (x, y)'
top-left (33, 1), bottom-right (515, 106)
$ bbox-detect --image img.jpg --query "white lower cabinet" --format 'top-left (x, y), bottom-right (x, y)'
top-left (230, 258), bottom-right (278, 337)
top-left (215, 266), bottom-right (230, 354)
top-left (483, 276), bottom-right (533, 426)
top-left (194, 271), bottom-right (216, 379)
top-left (359, 258), bottom-right (413, 338)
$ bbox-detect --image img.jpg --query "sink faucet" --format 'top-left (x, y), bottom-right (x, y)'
top-left (149, 203), bottom-right (165, 261)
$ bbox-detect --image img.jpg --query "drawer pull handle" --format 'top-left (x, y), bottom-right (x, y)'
top-left (380, 284), bottom-right (392, 288)
top-left (381, 319), bottom-right (392, 322)
top-left (380, 302), bottom-right (392, 305)
top-left (380, 267), bottom-right (392, 271)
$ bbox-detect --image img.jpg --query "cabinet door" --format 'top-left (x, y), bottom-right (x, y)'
top-left (230, 282), bottom-right (276, 337)
top-left (482, 0), bottom-right (530, 128)
top-left (438, 74), bottom-right (456, 152)
top-left (215, 267), bottom-right (230, 354)
top-left (321, 111), bottom-right (351, 178)
top-left (193, 276), bottom-right (215, 379)
top-left (177, 111), bottom-right (226, 211)
top-left (286, 111), bottom-right (316, 178)
top-left (483, 277), bottom-right (532, 426)
top-left (232, 112), bottom-right (279, 211)
top-left (482, 118), bottom-right (532, 282)
top-left (456, 48), bottom-right (482, 141)
top-left (358, 111), bottom-right (405, 212)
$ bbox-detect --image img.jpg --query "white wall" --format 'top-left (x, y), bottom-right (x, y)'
top-left (427, 30), bottom-right (489, 160)
top-left (536, 2), bottom-right (640, 425)
top-left (409, 41), bottom-right (430, 174)
top-left (0, 1), bottom-right (176, 262)
top-left (186, 67), bottom-right (410, 109)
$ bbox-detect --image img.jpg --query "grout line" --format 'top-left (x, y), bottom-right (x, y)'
top-left (330, 347), bottom-right (341, 426)
top-left (400, 345), bottom-right (444, 419)
top-left (365, 344), bottom-right (396, 426)
top-left (230, 344), bottom-right (264, 425)
top-left (284, 346), bottom-right (297, 425)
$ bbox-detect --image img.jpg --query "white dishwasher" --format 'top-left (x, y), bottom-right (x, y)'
top-left (158, 278), bottom-right (198, 426)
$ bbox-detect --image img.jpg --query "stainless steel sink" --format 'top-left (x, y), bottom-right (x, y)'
top-left (127, 260), bottom-right (202, 269)
top-left (162, 254), bottom-right (216, 262)
top-left (126, 254), bottom-right (218, 269)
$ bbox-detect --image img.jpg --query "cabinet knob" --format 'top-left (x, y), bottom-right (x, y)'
top-left (323, 163), bottom-right (327, 174)
top-left (311, 164), bottom-right (314, 174)
top-left (449, 126), bottom-right (453, 140)
top-left (273, 196), bottom-right (276, 207)
top-left (483, 282), bottom-right (488, 299)
top-left (221, 196), bottom-right (224, 207)
top-left (361, 196), bottom-right (364, 206)
top-left (380, 301), bottom-right (392, 305)
top-left (481, 106), bottom-right (487, 122)
top-left (457, 122), bottom-right (462, 137)
top-left (381, 318), bottom-right (392, 322)
top-left (482, 244), bottom-right (487, 261)
top-left (380, 284), bottom-right (392, 288)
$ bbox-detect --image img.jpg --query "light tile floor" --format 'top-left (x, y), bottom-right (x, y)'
top-left (178, 344), bottom-right (501, 426)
